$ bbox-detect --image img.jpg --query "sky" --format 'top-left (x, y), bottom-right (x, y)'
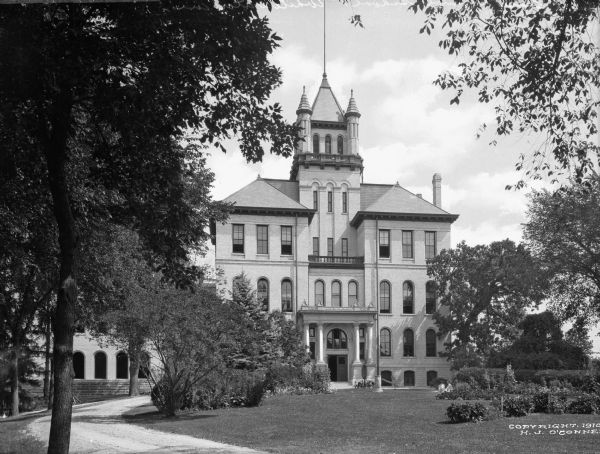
top-left (200, 1), bottom-right (598, 351)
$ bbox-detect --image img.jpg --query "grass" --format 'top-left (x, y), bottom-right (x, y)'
top-left (124, 389), bottom-right (600, 453)
top-left (0, 411), bottom-right (46, 454)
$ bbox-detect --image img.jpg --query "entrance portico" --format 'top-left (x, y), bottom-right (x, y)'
top-left (298, 305), bottom-right (377, 384)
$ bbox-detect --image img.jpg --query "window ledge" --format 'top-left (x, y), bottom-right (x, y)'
top-left (232, 253), bottom-right (246, 257)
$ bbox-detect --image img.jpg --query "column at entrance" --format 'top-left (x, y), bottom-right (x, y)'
top-left (304, 323), bottom-right (310, 348)
top-left (317, 323), bottom-right (325, 364)
top-left (366, 323), bottom-right (375, 381)
top-left (352, 323), bottom-right (363, 385)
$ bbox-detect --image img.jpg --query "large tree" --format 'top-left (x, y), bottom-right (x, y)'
top-left (427, 239), bottom-right (548, 367)
top-left (523, 178), bottom-right (600, 330)
top-left (0, 2), bottom-right (295, 452)
top-left (409, 0), bottom-right (599, 186)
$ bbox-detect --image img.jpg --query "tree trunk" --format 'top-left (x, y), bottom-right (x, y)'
top-left (44, 86), bottom-right (77, 454)
top-left (11, 342), bottom-right (20, 417)
top-left (44, 318), bottom-right (51, 398)
top-left (47, 357), bottom-right (54, 411)
top-left (128, 352), bottom-right (140, 397)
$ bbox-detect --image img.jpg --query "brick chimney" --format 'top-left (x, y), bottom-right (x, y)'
top-left (432, 173), bottom-right (442, 208)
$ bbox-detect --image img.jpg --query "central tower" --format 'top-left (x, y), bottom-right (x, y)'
top-left (290, 74), bottom-right (363, 183)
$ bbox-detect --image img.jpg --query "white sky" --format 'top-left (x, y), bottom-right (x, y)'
top-left (199, 2), bottom-right (600, 350)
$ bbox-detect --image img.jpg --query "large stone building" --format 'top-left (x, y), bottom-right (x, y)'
top-left (213, 74), bottom-right (459, 387)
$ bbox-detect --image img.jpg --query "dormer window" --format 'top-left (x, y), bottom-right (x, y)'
top-left (313, 134), bottom-right (320, 154)
top-left (325, 135), bottom-right (332, 154)
top-left (337, 135), bottom-right (343, 154)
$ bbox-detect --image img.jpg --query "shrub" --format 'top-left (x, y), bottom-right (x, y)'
top-left (531, 391), bottom-right (551, 413)
top-left (547, 394), bottom-right (568, 414)
top-left (430, 377), bottom-right (448, 388)
top-left (502, 396), bottom-right (533, 417)
top-left (567, 394), bottom-right (600, 414)
top-left (446, 402), bottom-right (489, 423)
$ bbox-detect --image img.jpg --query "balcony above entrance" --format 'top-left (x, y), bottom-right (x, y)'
top-left (308, 255), bottom-right (364, 269)
top-left (298, 304), bottom-right (376, 324)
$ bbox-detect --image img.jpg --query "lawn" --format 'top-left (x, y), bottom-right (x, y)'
top-left (124, 389), bottom-right (600, 453)
top-left (0, 412), bottom-right (46, 454)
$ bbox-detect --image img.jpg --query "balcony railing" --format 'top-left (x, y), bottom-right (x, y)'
top-left (308, 255), bottom-right (364, 268)
top-left (299, 303), bottom-right (376, 312)
top-left (290, 153), bottom-right (364, 179)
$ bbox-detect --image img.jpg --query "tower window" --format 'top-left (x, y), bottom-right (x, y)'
top-left (325, 135), bottom-right (332, 154)
top-left (337, 135), bottom-right (343, 154)
top-left (313, 134), bottom-right (320, 154)
top-left (327, 191), bottom-right (333, 212)
top-left (313, 190), bottom-right (318, 210)
top-left (342, 192), bottom-right (348, 213)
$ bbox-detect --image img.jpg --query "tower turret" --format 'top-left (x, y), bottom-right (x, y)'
top-left (344, 89), bottom-right (361, 155)
top-left (295, 86), bottom-right (312, 153)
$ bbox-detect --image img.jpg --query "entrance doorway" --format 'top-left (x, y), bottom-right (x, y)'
top-left (327, 355), bottom-right (348, 382)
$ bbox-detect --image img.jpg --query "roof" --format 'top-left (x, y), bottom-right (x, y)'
top-left (222, 177), bottom-right (313, 220)
top-left (311, 74), bottom-right (345, 122)
top-left (352, 183), bottom-right (459, 226)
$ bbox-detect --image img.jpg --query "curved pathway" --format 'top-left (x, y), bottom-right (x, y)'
top-left (28, 396), bottom-right (264, 453)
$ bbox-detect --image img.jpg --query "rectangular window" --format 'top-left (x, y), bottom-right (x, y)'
top-left (313, 190), bottom-right (318, 210)
top-left (281, 226), bottom-right (292, 255)
top-left (256, 225), bottom-right (268, 254)
top-left (312, 237), bottom-right (320, 256)
top-left (342, 192), bottom-right (348, 213)
top-left (327, 238), bottom-right (333, 257)
top-left (402, 230), bottom-right (414, 259)
top-left (232, 224), bottom-right (244, 254)
top-left (425, 231), bottom-right (437, 259)
top-left (309, 341), bottom-right (316, 360)
top-left (341, 238), bottom-right (348, 257)
top-left (327, 190), bottom-right (333, 212)
top-left (379, 229), bottom-right (390, 258)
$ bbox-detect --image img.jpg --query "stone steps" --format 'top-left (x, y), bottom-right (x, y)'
top-left (72, 379), bottom-right (151, 402)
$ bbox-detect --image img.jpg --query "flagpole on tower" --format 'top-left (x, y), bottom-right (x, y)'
top-left (323, 0), bottom-right (326, 77)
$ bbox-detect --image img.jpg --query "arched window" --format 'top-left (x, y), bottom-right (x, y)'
top-left (380, 281), bottom-right (391, 313)
top-left (403, 329), bottom-right (415, 357)
top-left (426, 329), bottom-right (437, 357)
top-left (94, 351), bottom-right (107, 379)
top-left (427, 370), bottom-right (438, 387)
top-left (327, 328), bottom-right (347, 349)
top-left (281, 279), bottom-right (293, 312)
top-left (325, 135), bottom-right (332, 154)
top-left (116, 351), bottom-right (129, 379)
top-left (337, 135), bottom-right (344, 154)
top-left (257, 278), bottom-right (269, 311)
top-left (403, 281), bottom-right (414, 314)
top-left (381, 370), bottom-right (393, 387)
top-left (331, 280), bottom-right (341, 307)
top-left (380, 328), bottom-right (391, 356)
top-left (313, 134), bottom-right (320, 154)
top-left (138, 351), bottom-right (150, 379)
top-left (348, 281), bottom-right (358, 306)
top-left (426, 281), bottom-right (436, 314)
top-left (315, 280), bottom-right (325, 306)
top-left (73, 352), bottom-right (85, 379)
top-left (404, 370), bottom-right (415, 386)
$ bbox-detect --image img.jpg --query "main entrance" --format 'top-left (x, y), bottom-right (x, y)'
top-left (327, 355), bottom-right (348, 382)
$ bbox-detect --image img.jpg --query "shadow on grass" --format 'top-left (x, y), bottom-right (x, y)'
top-left (122, 411), bottom-right (218, 425)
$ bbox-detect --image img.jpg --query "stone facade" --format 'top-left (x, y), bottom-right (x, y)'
top-left (213, 75), bottom-right (459, 387)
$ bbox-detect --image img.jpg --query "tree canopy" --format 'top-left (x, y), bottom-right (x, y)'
top-left (427, 239), bottom-right (548, 367)
top-left (410, 0), bottom-right (600, 186)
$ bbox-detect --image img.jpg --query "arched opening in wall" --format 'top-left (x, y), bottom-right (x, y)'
top-left (281, 279), bottom-right (293, 312)
top-left (403, 281), bottom-right (414, 314)
top-left (94, 351), bottom-right (107, 379)
top-left (315, 280), bottom-right (325, 306)
top-left (404, 370), bottom-right (415, 386)
top-left (337, 135), bottom-right (343, 154)
top-left (403, 329), bottom-right (415, 357)
top-left (313, 134), bottom-right (320, 154)
top-left (138, 351), bottom-right (151, 379)
top-left (379, 281), bottom-right (391, 313)
top-left (426, 281), bottom-right (437, 314)
top-left (325, 135), bottom-right (332, 154)
top-left (327, 328), bottom-right (347, 349)
top-left (380, 328), bottom-right (391, 356)
top-left (427, 370), bottom-right (438, 387)
top-left (116, 351), bottom-right (129, 379)
top-left (257, 278), bottom-right (269, 311)
top-left (73, 352), bottom-right (85, 379)
top-left (426, 329), bottom-right (437, 357)
top-left (331, 280), bottom-right (341, 307)
top-left (348, 281), bottom-right (358, 306)
top-left (381, 370), bottom-right (393, 387)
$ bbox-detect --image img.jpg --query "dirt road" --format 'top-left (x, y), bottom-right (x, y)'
top-left (28, 396), bottom-right (264, 453)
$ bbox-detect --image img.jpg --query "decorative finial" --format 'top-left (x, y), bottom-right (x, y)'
top-left (257, 173), bottom-right (261, 179)
top-left (303, 85), bottom-right (306, 94)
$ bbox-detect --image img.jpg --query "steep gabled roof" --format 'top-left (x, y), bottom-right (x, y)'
top-left (311, 74), bottom-right (345, 122)
top-left (263, 179), bottom-right (300, 202)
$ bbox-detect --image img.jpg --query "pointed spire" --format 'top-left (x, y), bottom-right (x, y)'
top-left (296, 85), bottom-right (312, 115)
top-left (320, 73), bottom-right (331, 89)
top-left (345, 89), bottom-right (360, 118)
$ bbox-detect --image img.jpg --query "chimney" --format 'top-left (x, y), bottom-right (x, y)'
top-left (432, 173), bottom-right (442, 208)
